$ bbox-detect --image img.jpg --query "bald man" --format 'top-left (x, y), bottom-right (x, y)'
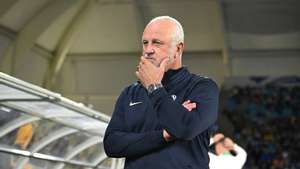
top-left (104, 16), bottom-right (219, 169)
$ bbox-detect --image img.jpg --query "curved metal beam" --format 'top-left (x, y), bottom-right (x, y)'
top-left (217, 0), bottom-right (232, 76)
top-left (53, 136), bottom-right (102, 169)
top-left (116, 158), bottom-right (125, 169)
top-left (31, 128), bottom-right (78, 153)
top-left (92, 153), bottom-right (107, 166)
top-left (0, 115), bottom-right (40, 138)
top-left (44, 0), bottom-right (93, 90)
top-left (94, 156), bottom-right (125, 169)
top-left (15, 127), bottom-right (78, 169)
top-left (1, 102), bottom-right (105, 135)
top-left (65, 136), bottom-right (101, 160)
top-left (110, 158), bottom-right (117, 169)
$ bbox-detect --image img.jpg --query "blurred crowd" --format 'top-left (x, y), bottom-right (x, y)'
top-left (223, 85), bottom-right (300, 169)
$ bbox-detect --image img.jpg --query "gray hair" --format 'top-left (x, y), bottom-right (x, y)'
top-left (147, 16), bottom-right (184, 45)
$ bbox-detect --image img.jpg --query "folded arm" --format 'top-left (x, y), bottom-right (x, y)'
top-left (149, 79), bottom-right (219, 140)
top-left (103, 89), bottom-right (167, 159)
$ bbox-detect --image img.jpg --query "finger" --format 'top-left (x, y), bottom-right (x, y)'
top-left (182, 103), bottom-right (188, 108)
top-left (139, 56), bottom-right (143, 64)
top-left (159, 57), bottom-right (170, 70)
top-left (183, 104), bottom-right (190, 111)
top-left (139, 62), bottom-right (145, 71)
top-left (186, 103), bottom-right (196, 110)
top-left (186, 102), bottom-right (196, 107)
top-left (139, 64), bottom-right (145, 73)
top-left (136, 69), bottom-right (144, 78)
top-left (139, 60), bottom-right (144, 66)
top-left (184, 102), bottom-right (194, 107)
top-left (182, 103), bottom-right (189, 109)
top-left (186, 105), bottom-right (193, 110)
top-left (183, 100), bottom-right (190, 105)
top-left (139, 61), bottom-right (149, 71)
top-left (184, 100), bottom-right (191, 104)
top-left (182, 100), bottom-right (190, 105)
top-left (183, 103), bottom-right (193, 109)
top-left (138, 61), bottom-right (143, 69)
top-left (141, 56), bottom-right (150, 65)
top-left (188, 105), bottom-right (196, 110)
top-left (136, 71), bottom-right (146, 86)
top-left (184, 105), bottom-right (193, 112)
top-left (135, 71), bottom-right (140, 79)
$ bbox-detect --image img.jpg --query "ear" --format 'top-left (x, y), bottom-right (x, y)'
top-left (177, 42), bottom-right (184, 51)
top-left (175, 42), bottom-right (184, 59)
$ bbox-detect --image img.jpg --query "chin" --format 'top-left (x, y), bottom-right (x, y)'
top-left (151, 61), bottom-right (160, 67)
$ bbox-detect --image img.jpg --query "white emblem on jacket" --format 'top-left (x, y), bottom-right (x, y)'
top-left (129, 101), bottom-right (142, 106)
top-left (171, 95), bottom-right (177, 101)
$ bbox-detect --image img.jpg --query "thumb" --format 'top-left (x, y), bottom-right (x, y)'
top-left (160, 57), bottom-right (169, 71)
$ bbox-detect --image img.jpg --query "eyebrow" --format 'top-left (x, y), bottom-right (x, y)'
top-left (142, 38), bottom-right (163, 43)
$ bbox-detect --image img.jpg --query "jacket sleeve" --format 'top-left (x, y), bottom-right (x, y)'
top-left (149, 78), bottom-right (219, 140)
top-left (103, 88), bottom-right (167, 159)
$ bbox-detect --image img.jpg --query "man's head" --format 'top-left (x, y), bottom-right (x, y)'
top-left (142, 16), bottom-right (184, 71)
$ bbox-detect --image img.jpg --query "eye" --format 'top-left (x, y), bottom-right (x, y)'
top-left (142, 40), bottom-right (148, 45)
top-left (153, 39), bottom-right (162, 46)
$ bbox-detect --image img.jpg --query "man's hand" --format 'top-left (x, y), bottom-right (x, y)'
top-left (163, 129), bottom-right (172, 142)
top-left (182, 100), bottom-right (197, 112)
top-left (136, 57), bottom-right (169, 89)
top-left (223, 137), bottom-right (234, 150)
top-left (163, 100), bottom-right (197, 142)
top-left (213, 133), bottom-right (225, 143)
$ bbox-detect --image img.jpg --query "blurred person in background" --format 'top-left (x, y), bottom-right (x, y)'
top-left (209, 133), bottom-right (247, 169)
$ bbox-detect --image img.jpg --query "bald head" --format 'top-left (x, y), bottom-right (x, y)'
top-left (145, 16), bottom-right (184, 45)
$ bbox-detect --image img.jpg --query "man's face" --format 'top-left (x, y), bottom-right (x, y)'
top-left (142, 20), bottom-right (177, 69)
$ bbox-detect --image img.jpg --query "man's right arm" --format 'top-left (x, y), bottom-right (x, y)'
top-left (103, 88), bottom-right (167, 159)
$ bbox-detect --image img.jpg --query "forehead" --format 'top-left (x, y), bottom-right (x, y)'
top-left (142, 20), bottom-right (174, 40)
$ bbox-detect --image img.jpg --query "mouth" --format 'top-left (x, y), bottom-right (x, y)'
top-left (143, 54), bottom-right (156, 62)
top-left (145, 57), bottom-right (159, 67)
top-left (145, 57), bottom-right (156, 62)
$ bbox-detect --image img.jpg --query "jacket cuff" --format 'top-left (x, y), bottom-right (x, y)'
top-left (151, 130), bottom-right (168, 144)
top-left (148, 87), bottom-right (168, 108)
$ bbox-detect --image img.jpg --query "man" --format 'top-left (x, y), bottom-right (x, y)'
top-left (104, 16), bottom-right (219, 169)
top-left (209, 133), bottom-right (247, 169)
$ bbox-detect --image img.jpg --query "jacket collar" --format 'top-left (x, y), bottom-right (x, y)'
top-left (162, 66), bottom-right (190, 91)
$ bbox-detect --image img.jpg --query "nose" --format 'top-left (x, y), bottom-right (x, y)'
top-left (144, 45), bottom-right (154, 58)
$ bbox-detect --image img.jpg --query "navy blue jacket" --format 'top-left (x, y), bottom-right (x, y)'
top-left (104, 67), bottom-right (219, 169)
